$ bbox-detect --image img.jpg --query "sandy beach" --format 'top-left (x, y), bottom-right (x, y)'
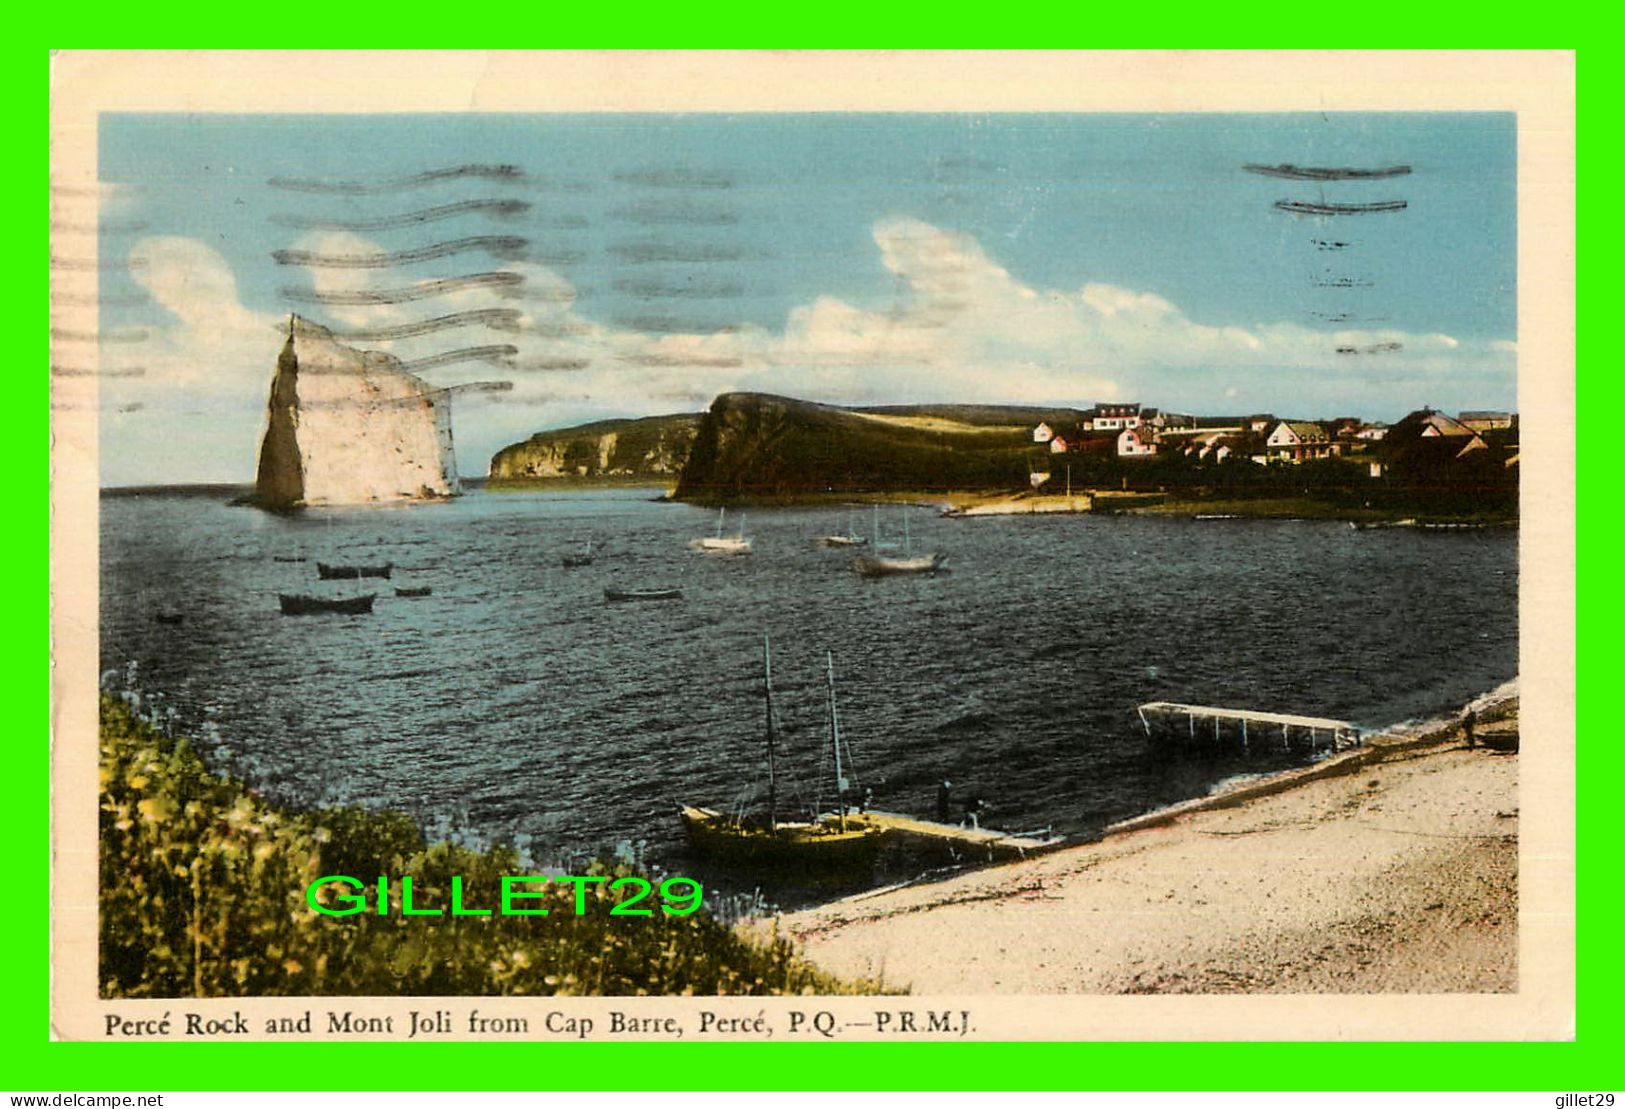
top-left (777, 697), bottom-right (1519, 994)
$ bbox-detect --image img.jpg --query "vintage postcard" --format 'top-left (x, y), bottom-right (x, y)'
top-left (49, 50), bottom-right (1574, 1042)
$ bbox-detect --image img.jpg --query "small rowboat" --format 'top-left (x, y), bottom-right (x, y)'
top-left (279, 593), bottom-right (375, 616)
top-left (394, 586), bottom-right (432, 598)
top-left (317, 561), bottom-right (393, 580)
top-left (604, 587), bottom-right (683, 603)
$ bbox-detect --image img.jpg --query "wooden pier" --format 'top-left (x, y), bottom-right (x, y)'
top-left (1137, 701), bottom-right (1361, 753)
top-left (860, 809), bottom-right (1063, 861)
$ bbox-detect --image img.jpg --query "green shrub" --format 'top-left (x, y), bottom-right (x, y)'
top-left (99, 697), bottom-right (882, 998)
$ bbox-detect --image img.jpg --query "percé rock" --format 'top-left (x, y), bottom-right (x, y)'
top-left (253, 317), bottom-right (459, 507)
top-left (673, 393), bottom-right (1084, 502)
top-left (487, 413), bottom-right (702, 482)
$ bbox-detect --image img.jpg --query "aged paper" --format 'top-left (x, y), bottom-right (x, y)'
top-left (50, 50), bottom-right (1574, 1041)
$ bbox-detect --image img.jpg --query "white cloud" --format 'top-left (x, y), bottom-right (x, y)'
top-left (100, 217), bottom-right (1516, 481)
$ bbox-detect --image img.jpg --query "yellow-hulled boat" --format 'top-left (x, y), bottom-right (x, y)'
top-left (679, 639), bottom-right (884, 882)
top-left (677, 805), bottom-right (883, 872)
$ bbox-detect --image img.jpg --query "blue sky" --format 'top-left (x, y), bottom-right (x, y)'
top-left (91, 112), bottom-right (1516, 483)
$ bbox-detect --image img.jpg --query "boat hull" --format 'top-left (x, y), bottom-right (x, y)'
top-left (317, 562), bottom-right (393, 580)
top-left (853, 553), bottom-right (947, 577)
top-left (689, 538), bottom-right (751, 554)
top-left (678, 805), bottom-right (884, 880)
top-left (279, 593), bottom-right (376, 615)
top-left (604, 588), bottom-right (683, 602)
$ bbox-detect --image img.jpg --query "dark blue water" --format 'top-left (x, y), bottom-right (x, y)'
top-left (100, 488), bottom-right (1517, 894)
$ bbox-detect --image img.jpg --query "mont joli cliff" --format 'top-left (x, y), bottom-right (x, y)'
top-left (671, 392), bottom-right (1082, 503)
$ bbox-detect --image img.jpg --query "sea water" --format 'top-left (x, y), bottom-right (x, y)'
top-left (98, 487), bottom-right (1518, 899)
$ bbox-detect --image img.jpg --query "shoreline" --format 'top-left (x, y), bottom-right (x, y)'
top-left (768, 683), bottom-right (1519, 994)
top-left (102, 480), bottom-right (1518, 527)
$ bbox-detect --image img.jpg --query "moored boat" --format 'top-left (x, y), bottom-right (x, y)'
top-left (680, 639), bottom-right (884, 881)
top-left (394, 586), bottom-right (432, 597)
top-left (853, 505), bottom-right (945, 576)
top-left (689, 507), bottom-right (752, 554)
top-left (317, 561), bottom-right (393, 579)
top-left (604, 587), bottom-right (683, 602)
top-left (816, 509), bottom-right (868, 548)
top-left (853, 552), bottom-right (948, 576)
top-left (678, 804), bottom-right (884, 872)
top-left (279, 593), bottom-right (376, 615)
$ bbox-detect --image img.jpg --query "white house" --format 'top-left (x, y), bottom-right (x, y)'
top-left (1092, 404), bottom-right (1141, 431)
top-left (1032, 422), bottom-right (1055, 444)
top-left (1117, 427), bottom-right (1157, 457)
top-left (1265, 421), bottom-right (1336, 462)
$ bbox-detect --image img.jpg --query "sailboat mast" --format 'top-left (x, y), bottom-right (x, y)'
top-left (763, 635), bottom-right (778, 833)
top-left (826, 650), bottom-right (847, 831)
top-left (717, 507), bottom-right (725, 539)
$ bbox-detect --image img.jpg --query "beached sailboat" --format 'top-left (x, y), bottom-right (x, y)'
top-left (853, 506), bottom-right (946, 576)
top-left (679, 638), bottom-right (883, 878)
top-left (562, 540), bottom-right (594, 567)
top-left (689, 507), bottom-right (752, 554)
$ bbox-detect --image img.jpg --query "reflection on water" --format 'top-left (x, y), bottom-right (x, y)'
top-left (100, 488), bottom-right (1517, 899)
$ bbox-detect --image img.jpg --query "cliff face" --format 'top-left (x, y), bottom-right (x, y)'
top-left (253, 318), bottom-right (459, 508)
top-left (673, 392), bottom-right (1072, 502)
top-left (487, 413), bottom-right (701, 482)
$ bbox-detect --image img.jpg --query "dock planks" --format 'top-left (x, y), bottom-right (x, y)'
top-left (1137, 701), bottom-right (1361, 753)
top-left (859, 809), bottom-right (1062, 859)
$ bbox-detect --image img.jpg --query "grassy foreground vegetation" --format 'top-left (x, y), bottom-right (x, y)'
top-left (99, 696), bottom-right (879, 998)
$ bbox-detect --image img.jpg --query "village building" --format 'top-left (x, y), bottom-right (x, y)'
top-left (1265, 420), bottom-right (1339, 462)
top-left (1032, 422), bottom-right (1056, 444)
top-left (1214, 432), bottom-right (1268, 465)
top-left (1117, 426), bottom-right (1158, 457)
top-left (1367, 407), bottom-right (1513, 483)
top-left (1402, 409), bottom-right (1482, 440)
top-left (1459, 410), bottom-right (1516, 432)
top-left (1090, 403), bottom-right (1142, 431)
top-left (1072, 433), bottom-right (1118, 456)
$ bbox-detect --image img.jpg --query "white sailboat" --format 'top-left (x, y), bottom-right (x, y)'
top-left (853, 504), bottom-right (946, 576)
top-left (689, 507), bottom-right (752, 554)
top-left (816, 508), bottom-right (868, 547)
